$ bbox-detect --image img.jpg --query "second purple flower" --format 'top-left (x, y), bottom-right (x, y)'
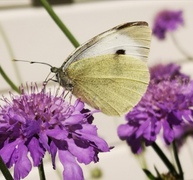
top-left (118, 63), bottom-right (193, 154)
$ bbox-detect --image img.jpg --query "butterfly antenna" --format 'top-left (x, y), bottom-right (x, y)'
top-left (13, 59), bottom-right (53, 68)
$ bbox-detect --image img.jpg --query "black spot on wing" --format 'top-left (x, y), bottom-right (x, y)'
top-left (116, 49), bottom-right (126, 55)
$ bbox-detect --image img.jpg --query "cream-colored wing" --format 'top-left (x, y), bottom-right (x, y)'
top-left (62, 22), bottom-right (151, 70)
top-left (66, 54), bottom-right (149, 116)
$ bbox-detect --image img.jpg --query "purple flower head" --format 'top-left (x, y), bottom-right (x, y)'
top-left (0, 84), bottom-right (110, 180)
top-left (153, 10), bottom-right (183, 39)
top-left (150, 63), bottom-right (190, 83)
top-left (117, 64), bottom-right (193, 154)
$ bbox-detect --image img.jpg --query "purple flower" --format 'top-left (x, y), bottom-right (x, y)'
top-left (0, 84), bottom-right (110, 180)
top-left (150, 63), bottom-right (189, 83)
top-left (153, 10), bottom-right (183, 39)
top-left (117, 64), bottom-right (193, 154)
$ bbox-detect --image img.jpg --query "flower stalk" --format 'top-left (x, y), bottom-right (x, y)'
top-left (38, 161), bottom-right (46, 180)
top-left (172, 141), bottom-right (184, 180)
top-left (0, 156), bottom-right (13, 180)
top-left (151, 142), bottom-right (178, 177)
top-left (0, 23), bottom-right (22, 83)
top-left (0, 65), bottom-right (19, 93)
top-left (170, 33), bottom-right (193, 61)
top-left (40, 0), bottom-right (80, 48)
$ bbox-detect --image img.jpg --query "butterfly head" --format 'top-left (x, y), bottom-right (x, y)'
top-left (50, 66), bottom-right (73, 91)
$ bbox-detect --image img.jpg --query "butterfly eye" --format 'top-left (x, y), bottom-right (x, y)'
top-left (51, 67), bottom-right (58, 73)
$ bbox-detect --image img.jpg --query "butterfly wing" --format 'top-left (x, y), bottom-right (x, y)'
top-left (64, 22), bottom-right (151, 116)
top-left (62, 21), bottom-right (151, 69)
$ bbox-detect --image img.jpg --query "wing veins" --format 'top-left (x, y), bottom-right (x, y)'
top-left (76, 81), bottom-right (121, 115)
top-left (75, 78), bottom-right (147, 101)
top-left (75, 76), bottom-right (149, 85)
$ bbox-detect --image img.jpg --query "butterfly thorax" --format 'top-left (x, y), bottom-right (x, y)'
top-left (50, 67), bottom-right (73, 91)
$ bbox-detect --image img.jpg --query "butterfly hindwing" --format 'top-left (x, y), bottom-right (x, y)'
top-left (66, 54), bottom-right (149, 116)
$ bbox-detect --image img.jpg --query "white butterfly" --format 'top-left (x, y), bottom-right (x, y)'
top-left (50, 21), bottom-right (151, 116)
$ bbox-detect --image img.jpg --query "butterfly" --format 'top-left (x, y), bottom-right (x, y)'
top-left (50, 21), bottom-right (151, 116)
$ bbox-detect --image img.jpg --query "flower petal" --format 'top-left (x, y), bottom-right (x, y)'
top-left (28, 137), bottom-right (45, 166)
top-left (59, 150), bottom-right (84, 180)
top-left (163, 120), bottom-right (174, 144)
top-left (75, 124), bottom-right (109, 152)
top-left (0, 139), bottom-right (20, 167)
top-left (14, 144), bottom-right (32, 180)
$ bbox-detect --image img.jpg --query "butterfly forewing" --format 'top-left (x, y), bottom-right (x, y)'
top-left (62, 22), bottom-right (151, 70)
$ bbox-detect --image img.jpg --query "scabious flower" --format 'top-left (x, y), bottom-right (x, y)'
top-left (0, 84), bottom-right (110, 180)
top-left (153, 10), bottom-right (183, 39)
top-left (150, 63), bottom-right (189, 83)
top-left (118, 63), bottom-right (193, 154)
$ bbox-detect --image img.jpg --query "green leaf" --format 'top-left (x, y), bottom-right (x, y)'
top-left (143, 169), bottom-right (156, 180)
top-left (154, 166), bottom-right (161, 178)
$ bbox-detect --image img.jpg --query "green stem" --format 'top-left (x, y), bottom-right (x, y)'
top-left (170, 33), bottom-right (193, 61)
top-left (38, 161), bottom-right (46, 180)
top-left (151, 142), bottom-right (178, 177)
top-left (172, 141), bottom-right (184, 179)
top-left (0, 156), bottom-right (13, 180)
top-left (40, 0), bottom-right (80, 48)
top-left (135, 151), bottom-right (148, 170)
top-left (0, 65), bottom-right (19, 93)
top-left (0, 23), bottom-right (22, 84)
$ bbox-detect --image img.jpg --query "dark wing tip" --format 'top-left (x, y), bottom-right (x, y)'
top-left (115, 21), bottom-right (149, 30)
